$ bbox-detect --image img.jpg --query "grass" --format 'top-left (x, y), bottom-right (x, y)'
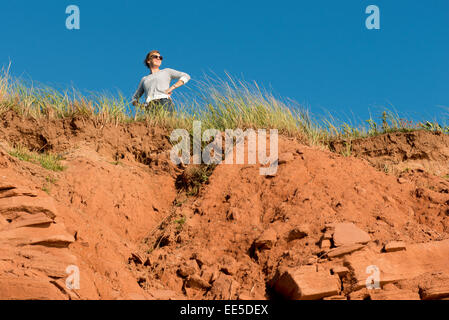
top-left (323, 109), bottom-right (449, 141)
top-left (174, 215), bottom-right (186, 231)
top-left (8, 144), bottom-right (65, 171)
top-left (42, 186), bottom-right (51, 194)
top-left (175, 164), bottom-right (216, 196)
top-left (110, 160), bottom-right (124, 166)
top-left (340, 140), bottom-right (352, 157)
top-left (1, 64), bottom-right (448, 148)
top-left (42, 175), bottom-right (58, 194)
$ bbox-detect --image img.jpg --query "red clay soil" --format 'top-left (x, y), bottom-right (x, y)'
top-left (1, 110), bottom-right (448, 300)
top-left (329, 130), bottom-right (449, 177)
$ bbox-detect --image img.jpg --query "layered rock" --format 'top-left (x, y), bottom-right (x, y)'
top-left (0, 180), bottom-right (80, 300)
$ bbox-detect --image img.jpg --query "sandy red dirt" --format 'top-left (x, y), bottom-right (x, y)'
top-left (1, 110), bottom-right (448, 300)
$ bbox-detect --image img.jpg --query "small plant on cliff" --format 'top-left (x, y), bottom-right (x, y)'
top-left (174, 215), bottom-right (186, 231)
top-left (340, 140), bottom-right (352, 157)
top-left (42, 175), bottom-right (58, 194)
top-left (110, 160), bottom-right (124, 166)
top-left (175, 164), bottom-right (216, 196)
top-left (419, 121), bottom-right (449, 134)
top-left (8, 144), bottom-right (66, 171)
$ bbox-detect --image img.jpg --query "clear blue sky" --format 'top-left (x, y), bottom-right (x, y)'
top-left (1, 0), bottom-right (448, 124)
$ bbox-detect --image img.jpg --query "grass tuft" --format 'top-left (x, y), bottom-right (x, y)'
top-left (175, 164), bottom-right (216, 196)
top-left (8, 144), bottom-right (65, 171)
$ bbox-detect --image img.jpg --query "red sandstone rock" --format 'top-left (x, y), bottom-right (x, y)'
top-left (331, 266), bottom-right (349, 277)
top-left (327, 244), bottom-right (366, 258)
top-left (287, 224), bottom-right (309, 241)
top-left (369, 289), bottom-right (420, 300)
top-left (272, 266), bottom-right (341, 300)
top-left (253, 229), bottom-right (277, 250)
top-left (332, 222), bottom-right (371, 247)
top-left (0, 276), bottom-right (67, 300)
top-left (345, 240), bottom-right (449, 290)
top-left (384, 241), bottom-right (406, 253)
top-left (420, 278), bottom-right (449, 300)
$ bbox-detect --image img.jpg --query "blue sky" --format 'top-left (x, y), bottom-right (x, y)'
top-left (1, 0), bottom-right (448, 124)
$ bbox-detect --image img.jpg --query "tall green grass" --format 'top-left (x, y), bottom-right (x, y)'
top-left (0, 64), bottom-right (447, 147)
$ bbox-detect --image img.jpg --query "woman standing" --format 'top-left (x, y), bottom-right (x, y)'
top-left (132, 50), bottom-right (190, 112)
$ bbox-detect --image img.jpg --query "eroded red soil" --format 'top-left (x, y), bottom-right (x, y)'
top-left (1, 111), bottom-right (448, 300)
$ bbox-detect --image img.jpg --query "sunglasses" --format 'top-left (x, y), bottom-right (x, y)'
top-left (151, 55), bottom-right (163, 60)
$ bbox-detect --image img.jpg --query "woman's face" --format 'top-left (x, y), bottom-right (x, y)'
top-left (148, 53), bottom-right (163, 68)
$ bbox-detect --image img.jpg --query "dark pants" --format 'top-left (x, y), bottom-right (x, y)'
top-left (144, 98), bottom-right (175, 113)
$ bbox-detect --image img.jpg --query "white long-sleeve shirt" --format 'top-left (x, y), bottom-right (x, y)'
top-left (132, 68), bottom-right (190, 104)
